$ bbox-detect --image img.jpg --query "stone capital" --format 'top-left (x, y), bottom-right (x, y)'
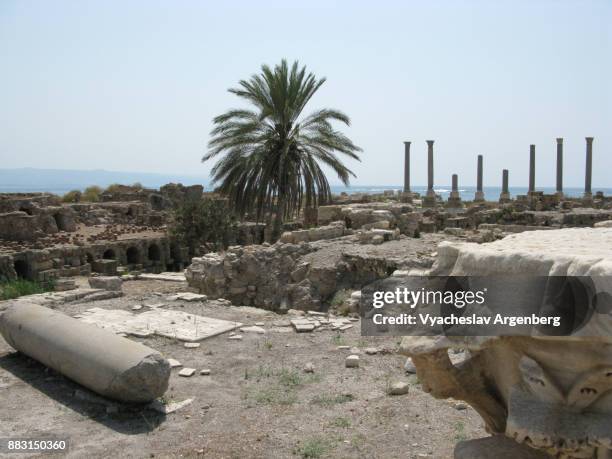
top-left (556, 138), bottom-right (563, 144)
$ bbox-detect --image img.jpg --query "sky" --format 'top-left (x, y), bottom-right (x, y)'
top-left (0, 0), bottom-right (610, 187)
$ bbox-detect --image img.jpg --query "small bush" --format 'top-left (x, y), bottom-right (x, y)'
top-left (310, 393), bottom-right (354, 407)
top-left (82, 185), bottom-right (102, 202)
top-left (62, 190), bottom-right (82, 203)
top-left (295, 437), bottom-right (332, 459)
top-left (0, 279), bottom-right (54, 300)
top-left (330, 416), bottom-right (351, 428)
top-left (169, 197), bottom-right (236, 253)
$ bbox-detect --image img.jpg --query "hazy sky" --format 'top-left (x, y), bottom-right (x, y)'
top-left (1, 0), bottom-right (610, 187)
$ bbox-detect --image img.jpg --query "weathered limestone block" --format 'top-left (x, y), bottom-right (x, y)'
top-left (88, 276), bottom-right (123, 292)
top-left (317, 205), bottom-right (344, 225)
top-left (401, 228), bottom-right (612, 459)
top-left (279, 222), bottom-right (346, 244)
top-left (344, 208), bottom-right (396, 229)
top-left (0, 302), bottom-right (170, 402)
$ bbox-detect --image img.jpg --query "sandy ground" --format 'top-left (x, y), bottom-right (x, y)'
top-left (0, 280), bottom-right (486, 459)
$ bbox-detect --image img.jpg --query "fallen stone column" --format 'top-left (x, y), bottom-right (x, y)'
top-left (0, 302), bottom-right (170, 403)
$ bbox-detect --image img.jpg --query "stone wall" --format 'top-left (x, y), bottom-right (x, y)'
top-left (0, 207), bottom-right (77, 241)
top-left (0, 235), bottom-right (185, 282)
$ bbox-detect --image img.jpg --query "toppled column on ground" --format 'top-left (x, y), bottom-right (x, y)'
top-left (0, 302), bottom-right (170, 402)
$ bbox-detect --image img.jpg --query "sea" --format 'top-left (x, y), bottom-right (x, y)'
top-left (330, 185), bottom-right (611, 201)
top-left (2, 183), bottom-right (610, 202)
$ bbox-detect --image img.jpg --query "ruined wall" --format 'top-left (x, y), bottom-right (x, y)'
top-left (0, 207), bottom-right (76, 241)
top-left (186, 223), bottom-right (405, 311)
top-left (0, 235), bottom-right (186, 282)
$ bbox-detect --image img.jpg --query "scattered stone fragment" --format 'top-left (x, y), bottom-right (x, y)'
top-left (364, 347), bottom-right (379, 355)
top-left (200, 369), bottom-right (211, 376)
top-left (272, 320), bottom-right (292, 327)
top-left (307, 310), bottom-right (325, 316)
top-left (168, 292), bottom-right (207, 302)
top-left (228, 335), bottom-right (243, 340)
top-left (131, 305), bottom-right (143, 311)
top-left (88, 276), bottom-right (123, 292)
top-left (303, 362), bottom-right (315, 373)
top-left (179, 368), bottom-right (196, 377)
top-left (339, 324), bottom-right (353, 331)
top-left (453, 401), bottom-right (468, 410)
top-left (287, 309), bottom-right (305, 316)
top-left (337, 345), bottom-right (350, 350)
top-left (167, 358), bottom-right (182, 368)
top-left (349, 347), bottom-right (361, 354)
top-left (240, 326), bottom-right (266, 334)
top-left (291, 319), bottom-right (316, 332)
top-left (184, 342), bottom-right (200, 349)
top-left (388, 381), bottom-right (409, 395)
top-left (345, 355), bottom-right (360, 368)
top-left (254, 322), bottom-right (265, 326)
top-left (404, 358), bottom-right (417, 374)
top-left (148, 398), bottom-right (194, 414)
top-left (145, 302), bottom-right (166, 309)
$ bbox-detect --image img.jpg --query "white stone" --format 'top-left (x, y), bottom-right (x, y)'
top-left (131, 305), bottom-right (143, 311)
top-left (200, 369), bottom-right (211, 375)
top-left (148, 398), bottom-right (194, 414)
top-left (167, 358), bottom-right (182, 368)
top-left (178, 368), bottom-right (196, 377)
top-left (345, 355), bottom-right (360, 368)
top-left (139, 272), bottom-right (187, 282)
top-left (303, 362), bottom-right (315, 373)
top-left (240, 326), bottom-right (266, 334)
top-left (88, 276), bottom-right (122, 292)
top-left (78, 307), bottom-right (242, 341)
top-left (184, 342), bottom-right (200, 349)
top-left (168, 292), bottom-right (207, 302)
top-left (388, 381), bottom-right (409, 395)
top-left (228, 335), bottom-right (243, 340)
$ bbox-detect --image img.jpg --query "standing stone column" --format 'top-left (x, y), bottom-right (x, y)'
top-left (448, 174), bottom-right (462, 208)
top-left (403, 141), bottom-right (411, 193)
top-left (556, 138), bottom-right (563, 197)
top-left (474, 155), bottom-right (485, 202)
top-left (401, 141), bottom-right (413, 203)
top-left (499, 169), bottom-right (510, 203)
top-left (423, 140), bottom-right (437, 207)
top-left (528, 145), bottom-right (536, 194)
top-left (584, 137), bottom-right (594, 201)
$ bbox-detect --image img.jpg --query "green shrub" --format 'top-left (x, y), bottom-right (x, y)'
top-left (82, 185), bottom-right (102, 202)
top-left (169, 197), bottom-right (236, 253)
top-left (0, 279), bottom-right (54, 300)
top-left (62, 189), bottom-right (82, 203)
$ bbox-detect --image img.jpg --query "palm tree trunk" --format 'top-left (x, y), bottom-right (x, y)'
top-left (271, 195), bottom-right (286, 242)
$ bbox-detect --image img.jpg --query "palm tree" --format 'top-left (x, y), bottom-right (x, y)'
top-left (203, 59), bottom-right (362, 239)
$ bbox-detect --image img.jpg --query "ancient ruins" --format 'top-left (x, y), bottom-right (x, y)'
top-left (1, 137), bottom-right (611, 458)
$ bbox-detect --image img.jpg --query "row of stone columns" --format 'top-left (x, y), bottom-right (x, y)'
top-left (402, 138), bottom-right (595, 204)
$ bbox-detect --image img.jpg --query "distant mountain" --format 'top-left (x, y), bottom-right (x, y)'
top-left (0, 168), bottom-right (209, 195)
